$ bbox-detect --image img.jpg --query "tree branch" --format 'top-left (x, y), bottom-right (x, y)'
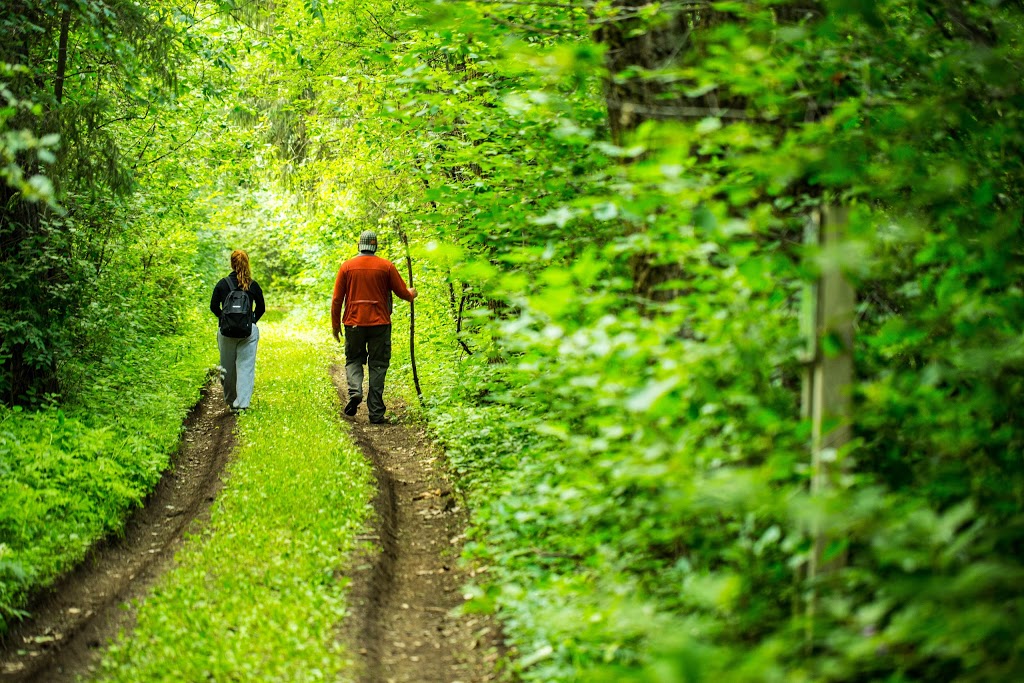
top-left (135, 116), bottom-right (204, 169)
top-left (362, 9), bottom-right (398, 42)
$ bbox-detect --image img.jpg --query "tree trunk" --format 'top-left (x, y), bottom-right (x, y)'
top-left (54, 8), bottom-right (72, 104)
top-left (596, 2), bottom-right (703, 302)
top-left (596, 2), bottom-right (819, 303)
top-left (598, 2), bottom-right (692, 146)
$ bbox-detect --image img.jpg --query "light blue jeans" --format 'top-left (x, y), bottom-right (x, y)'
top-left (217, 324), bottom-right (259, 409)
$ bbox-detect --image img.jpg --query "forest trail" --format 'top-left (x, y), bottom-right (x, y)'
top-left (0, 381), bottom-right (235, 683)
top-left (1, 368), bottom-right (503, 683)
top-left (331, 366), bottom-right (504, 683)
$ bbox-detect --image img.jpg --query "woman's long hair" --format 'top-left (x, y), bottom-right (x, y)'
top-left (231, 249), bottom-right (253, 291)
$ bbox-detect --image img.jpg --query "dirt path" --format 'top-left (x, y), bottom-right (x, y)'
top-left (0, 381), bottom-right (235, 683)
top-left (1, 372), bottom-right (506, 683)
top-left (331, 367), bottom-right (505, 683)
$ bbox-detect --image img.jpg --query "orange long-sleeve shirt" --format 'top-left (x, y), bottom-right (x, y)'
top-left (331, 254), bottom-right (414, 330)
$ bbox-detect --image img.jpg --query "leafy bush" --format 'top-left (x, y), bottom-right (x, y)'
top-left (0, 318), bottom-right (214, 633)
top-left (414, 2), bottom-right (1024, 681)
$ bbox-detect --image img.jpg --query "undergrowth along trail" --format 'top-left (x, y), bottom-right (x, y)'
top-left (0, 377), bottom-right (235, 682)
top-left (90, 312), bottom-right (374, 682)
top-left (0, 320), bottom-right (215, 637)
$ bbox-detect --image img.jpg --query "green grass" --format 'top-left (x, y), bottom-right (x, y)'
top-left (0, 316), bottom-right (215, 633)
top-left (92, 313), bottom-right (373, 682)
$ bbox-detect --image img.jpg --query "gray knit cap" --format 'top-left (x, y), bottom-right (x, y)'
top-left (358, 230), bottom-right (378, 253)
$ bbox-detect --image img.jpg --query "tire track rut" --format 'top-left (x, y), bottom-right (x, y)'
top-left (331, 366), bottom-right (505, 683)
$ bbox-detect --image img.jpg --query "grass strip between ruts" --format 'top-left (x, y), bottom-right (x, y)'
top-left (92, 317), bottom-right (373, 682)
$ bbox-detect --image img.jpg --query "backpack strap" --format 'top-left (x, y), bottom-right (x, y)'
top-left (221, 277), bottom-right (237, 317)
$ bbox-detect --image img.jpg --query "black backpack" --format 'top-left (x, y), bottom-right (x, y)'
top-left (219, 277), bottom-right (253, 338)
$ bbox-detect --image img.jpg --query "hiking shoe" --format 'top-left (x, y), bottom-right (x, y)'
top-left (368, 415), bottom-right (392, 425)
top-left (344, 396), bottom-right (361, 416)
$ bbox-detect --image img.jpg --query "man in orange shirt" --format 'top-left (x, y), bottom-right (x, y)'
top-left (332, 230), bottom-right (418, 423)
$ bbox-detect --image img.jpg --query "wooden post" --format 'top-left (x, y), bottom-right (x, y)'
top-left (802, 206), bottom-right (855, 637)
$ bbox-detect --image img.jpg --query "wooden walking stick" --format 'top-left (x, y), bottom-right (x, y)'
top-left (398, 225), bottom-right (424, 405)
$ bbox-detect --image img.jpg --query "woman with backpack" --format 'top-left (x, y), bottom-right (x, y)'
top-left (209, 249), bottom-right (266, 413)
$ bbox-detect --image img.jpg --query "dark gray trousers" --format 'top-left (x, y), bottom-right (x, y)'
top-left (344, 324), bottom-right (392, 421)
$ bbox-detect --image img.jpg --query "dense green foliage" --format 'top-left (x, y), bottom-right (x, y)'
top-left (0, 321), bottom-right (213, 631)
top-left (0, 0), bottom-right (221, 404)
top-left (422, 4), bottom-right (1024, 682)
top-left (361, 2), bottom-right (1024, 680)
top-left (2, 0), bottom-right (1023, 681)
